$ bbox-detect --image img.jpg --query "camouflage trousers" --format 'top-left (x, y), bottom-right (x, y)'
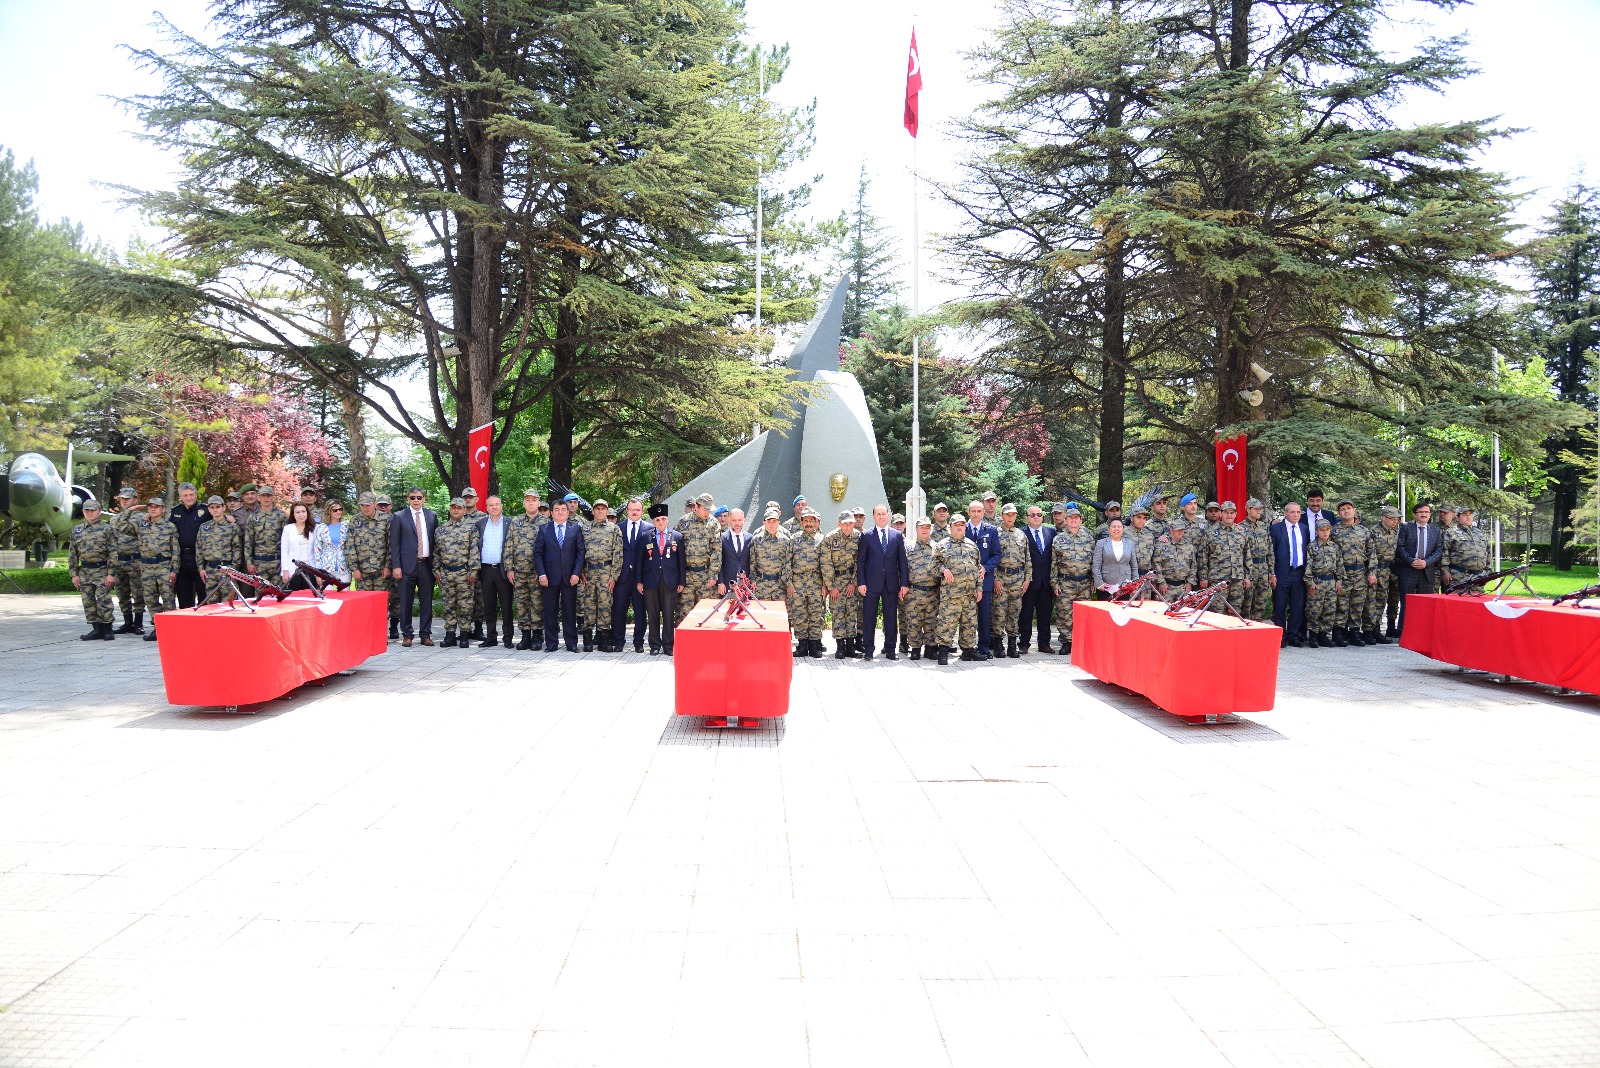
top-left (141, 572), bottom-right (175, 614)
top-left (1338, 569), bottom-right (1371, 630)
top-left (114, 562), bottom-right (143, 617)
top-left (900, 586), bottom-right (939, 647)
top-left (1053, 580), bottom-right (1093, 642)
top-left (991, 570), bottom-right (1025, 638)
top-left (1242, 569), bottom-right (1273, 621)
top-left (678, 568), bottom-right (714, 625)
top-left (936, 586), bottom-right (979, 650)
top-left (1306, 577), bottom-right (1339, 631)
top-left (751, 579), bottom-right (787, 606)
top-left (79, 567), bottom-right (115, 624)
top-left (514, 578), bottom-right (544, 635)
top-left (1366, 571), bottom-right (1398, 632)
top-left (827, 589), bottom-right (859, 641)
top-left (438, 569), bottom-right (475, 634)
top-left (578, 577), bottom-right (613, 633)
top-left (790, 581), bottom-right (826, 640)
top-left (202, 567), bottom-right (235, 605)
top-left (1204, 573), bottom-right (1247, 614)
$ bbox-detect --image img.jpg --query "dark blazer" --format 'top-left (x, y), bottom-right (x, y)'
top-left (855, 524), bottom-right (910, 593)
top-left (1393, 520), bottom-right (1443, 579)
top-left (717, 529), bottom-right (753, 589)
top-left (968, 519), bottom-right (1003, 590)
top-left (1269, 517), bottom-right (1312, 583)
top-left (616, 517), bottom-right (652, 584)
top-left (1306, 507), bottom-right (1336, 530)
top-left (1023, 522), bottom-right (1056, 586)
top-left (534, 519), bottom-right (585, 582)
top-left (389, 506), bottom-right (439, 574)
top-left (473, 514), bottom-right (513, 564)
top-left (638, 527), bottom-right (684, 590)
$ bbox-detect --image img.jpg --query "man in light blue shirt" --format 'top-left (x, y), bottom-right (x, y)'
top-left (475, 495), bottom-right (513, 648)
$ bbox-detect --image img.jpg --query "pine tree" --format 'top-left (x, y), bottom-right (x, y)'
top-left (175, 439), bottom-right (208, 498)
top-left (839, 165), bottom-right (899, 341)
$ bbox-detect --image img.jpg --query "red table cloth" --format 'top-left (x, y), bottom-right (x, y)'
top-left (1399, 593), bottom-right (1600, 693)
top-left (674, 599), bottom-right (792, 719)
top-left (1072, 600), bottom-right (1281, 719)
top-left (153, 590), bottom-right (388, 707)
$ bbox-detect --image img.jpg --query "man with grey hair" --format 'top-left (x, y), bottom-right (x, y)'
top-left (168, 481), bottom-right (209, 608)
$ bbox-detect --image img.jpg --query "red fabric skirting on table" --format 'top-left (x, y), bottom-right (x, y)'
top-left (1399, 593), bottom-right (1600, 693)
top-left (674, 599), bottom-right (792, 718)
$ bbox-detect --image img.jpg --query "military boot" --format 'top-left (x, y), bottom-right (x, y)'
top-left (847, 637), bottom-right (863, 659)
top-left (517, 629), bottom-right (534, 651)
top-left (100, 623), bottom-right (115, 641)
top-left (1332, 627), bottom-right (1348, 648)
top-left (909, 645), bottom-right (922, 661)
top-left (471, 622), bottom-right (485, 641)
top-left (132, 611), bottom-right (145, 635)
top-left (808, 639), bottom-right (823, 658)
top-left (1369, 629), bottom-right (1392, 645)
top-left (835, 639), bottom-right (849, 659)
top-left (794, 641), bottom-right (805, 657)
top-left (1385, 623), bottom-right (1398, 638)
top-left (582, 628), bottom-right (593, 652)
top-left (960, 648), bottom-right (975, 662)
top-left (1348, 628), bottom-right (1366, 647)
top-left (388, 619), bottom-right (400, 641)
top-left (115, 616), bottom-right (137, 635)
top-left (441, 631), bottom-right (458, 648)
top-left (1007, 636), bottom-right (1019, 658)
top-left (143, 627), bottom-right (159, 642)
top-left (937, 646), bottom-right (949, 666)
top-left (80, 624), bottom-right (101, 641)
top-left (1307, 630), bottom-right (1320, 648)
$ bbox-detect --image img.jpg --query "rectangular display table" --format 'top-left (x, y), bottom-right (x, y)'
top-left (674, 599), bottom-right (792, 723)
top-left (1071, 599), bottom-right (1281, 721)
top-left (153, 590), bottom-right (388, 709)
top-left (1399, 593), bottom-right (1600, 694)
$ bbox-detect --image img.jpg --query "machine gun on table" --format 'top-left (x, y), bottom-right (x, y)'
top-left (695, 573), bottom-right (767, 629)
top-left (1104, 571), bottom-right (1164, 606)
top-left (200, 565), bottom-right (290, 612)
top-left (291, 558), bottom-right (350, 600)
top-left (1162, 582), bottom-right (1251, 626)
top-left (1551, 582), bottom-right (1600, 609)
top-left (1442, 562), bottom-right (1534, 599)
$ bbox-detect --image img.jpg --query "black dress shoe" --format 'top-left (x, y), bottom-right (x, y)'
top-left (863, 651), bottom-right (874, 661)
top-left (479, 638), bottom-right (497, 648)
top-left (545, 644), bottom-right (559, 653)
top-left (635, 644), bottom-right (645, 653)
top-left (884, 650), bottom-right (898, 661)
top-left (1039, 643), bottom-right (1054, 654)
top-left (649, 647), bottom-right (660, 655)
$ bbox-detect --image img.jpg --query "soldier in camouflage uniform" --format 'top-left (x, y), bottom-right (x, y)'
top-left (903, 516), bottom-right (942, 660)
top-left (1092, 502), bottom-right (1124, 542)
top-left (1152, 518), bottom-right (1197, 598)
top-left (347, 492), bottom-right (394, 637)
top-left (788, 508), bottom-right (827, 657)
top-left (781, 495), bottom-right (809, 536)
top-left (747, 509), bottom-right (792, 610)
top-left (677, 494), bottom-right (722, 626)
top-left (1197, 501), bottom-right (1249, 613)
top-left (579, 500), bottom-right (623, 651)
top-left (930, 503), bottom-right (952, 543)
top-left (1240, 498), bottom-right (1274, 622)
top-left (245, 486), bottom-right (288, 580)
top-left (1443, 505), bottom-right (1491, 590)
top-left (195, 495), bottom-right (245, 604)
top-left (1433, 503), bottom-right (1458, 593)
top-left (507, 489), bottom-right (550, 650)
top-left (1145, 496), bottom-right (1171, 541)
top-left (1049, 506), bottom-right (1095, 654)
top-left (374, 493), bottom-right (401, 634)
top-left (933, 516), bottom-right (981, 664)
top-left (460, 487), bottom-right (486, 640)
top-left (435, 497), bottom-right (481, 648)
top-left (1305, 518), bottom-right (1342, 647)
top-left (111, 487), bottom-right (145, 633)
top-left (1330, 498), bottom-right (1377, 647)
top-left (821, 510), bottom-right (862, 658)
top-left (137, 497), bottom-right (179, 641)
top-left (1127, 506), bottom-right (1158, 575)
top-left (69, 500), bottom-right (119, 640)
top-left (1365, 505), bottom-right (1402, 642)
top-left (991, 503), bottom-right (1029, 658)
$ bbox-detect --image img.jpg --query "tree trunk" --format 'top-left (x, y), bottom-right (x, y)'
top-left (340, 390), bottom-right (373, 494)
top-left (1095, 78), bottom-right (1128, 506)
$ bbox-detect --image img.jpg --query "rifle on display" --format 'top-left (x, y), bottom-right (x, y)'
top-left (1442, 562), bottom-right (1534, 599)
top-left (1552, 582), bottom-right (1600, 608)
top-left (695, 573), bottom-right (767, 629)
top-left (1162, 582), bottom-right (1251, 626)
top-left (292, 558), bottom-right (350, 599)
top-left (206, 565), bottom-right (290, 611)
top-left (1105, 571), bottom-right (1163, 605)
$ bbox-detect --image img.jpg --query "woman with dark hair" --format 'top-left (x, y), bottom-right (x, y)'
top-left (279, 502), bottom-right (321, 590)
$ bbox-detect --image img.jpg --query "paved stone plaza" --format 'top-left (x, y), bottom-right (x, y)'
top-left (1, 594), bottom-right (1597, 1067)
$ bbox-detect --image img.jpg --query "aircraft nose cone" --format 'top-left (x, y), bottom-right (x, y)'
top-left (10, 469), bottom-right (45, 510)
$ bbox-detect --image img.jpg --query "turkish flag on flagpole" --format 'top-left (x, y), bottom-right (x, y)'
top-left (904, 29), bottom-right (922, 137)
top-left (468, 422), bottom-right (492, 512)
top-left (1214, 434), bottom-right (1248, 521)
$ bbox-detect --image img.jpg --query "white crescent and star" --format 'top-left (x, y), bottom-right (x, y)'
top-left (908, 49), bottom-right (920, 78)
top-left (474, 445), bottom-right (488, 468)
top-left (1221, 448), bottom-right (1240, 470)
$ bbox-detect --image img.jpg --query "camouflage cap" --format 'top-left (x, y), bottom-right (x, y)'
top-left (592, 499), bottom-right (609, 509)
top-left (1245, 497), bottom-right (1263, 509)
top-left (1316, 517), bottom-right (1332, 528)
top-left (1458, 503), bottom-right (1475, 513)
top-left (523, 487), bottom-right (541, 499)
top-left (765, 501), bottom-right (780, 511)
top-left (461, 486), bottom-right (478, 497)
top-left (117, 486), bottom-right (136, 499)
top-left (257, 485), bottom-right (275, 496)
top-left (1222, 501), bottom-right (1237, 511)
top-left (1380, 505), bottom-right (1400, 518)
top-left (695, 492), bottom-right (714, 506)
top-left (147, 497), bottom-right (165, 507)
top-left (1439, 502), bottom-right (1458, 513)
top-left (448, 497), bottom-right (465, 508)
top-left (375, 493), bottom-right (392, 505)
top-left (206, 495), bottom-right (224, 506)
top-left (1050, 502), bottom-right (1066, 513)
top-left (763, 507), bottom-right (781, 520)
top-left (915, 515), bottom-right (931, 526)
top-left (981, 490), bottom-right (998, 501)
top-left (239, 483), bottom-right (258, 493)
top-left (933, 501), bottom-right (950, 513)
top-left (837, 510), bottom-right (854, 523)
top-left (225, 490), bottom-right (240, 500)
top-left (1168, 517), bottom-right (1187, 531)
top-left (1337, 497), bottom-right (1354, 508)
top-left (1205, 501), bottom-right (1220, 511)
top-left (1105, 500), bottom-right (1122, 510)
top-left (950, 514), bottom-right (968, 526)
top-left (1130, 505), bottom-right (1149, 516)
top-left (853, 506), bottom-right (866, 516)
top-left (1001, 503), bottom-right (1017, 514)
top-left (82, 499), bottom-right (101, 510)
top-left (357, 491), bottom-right (376, 505)
top-left (802, 508), bottom-right (820, 519)
top-left (892, 512), bottom-right (906, 523)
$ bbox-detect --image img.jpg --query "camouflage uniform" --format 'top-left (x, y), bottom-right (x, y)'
top-left (245, 505), bottom-right (288, 578)
top-left (435, 513), bottom-right (482, 639)
top-left (1128, 523), bottom-right (1158, 575)
top-left (137, 514), bottom-right (180, 615)
top-left (1152, 531), bottom-right (1198, 594)
top-left (1366, 518), bottom-right (1402, 636)
top-left (677, 515), bottom-right (722, 625)
top-left (747, 527), bottom-right (792, 604)
top-left (788, 528), bottom-right (827, 644)
top-left (347, 511), bottom-right (392, 599)
top-left (1145, 513), bottom-right (1171, 541)
top-left (1241, 515), bottom-right (1274, 621)
top-left (820, 526), bottom-right (861, 649)
top-left (1049, 524), bottom-right (1096, 646)
top-left (580, 518), bottom-right (624, 638)
top-left (196, 515), bottom-right (245, 604)
top-left (991, 523), bottom-right (1029, 647)
top-left (111, 505), bottom-right (145, 625)
top-left (1198, 518), bottom-right (1249, 612)
top-left (934, 533), bottom-right (982, 655)
top-left (1306, 535), bottom-right (1342, 638)
top-left (69, 516), bottom-right (118, 629)
top-left (508, 511), bottom-right (550, 641)
top-left (930, 517), bottom-right (951, 542)
top-left (1444, 522), bottom-right (1490, 587)
top-left (1331, 520), bottom-right (1376, 639)
top-left (902, 534), bottom-right (942, 653)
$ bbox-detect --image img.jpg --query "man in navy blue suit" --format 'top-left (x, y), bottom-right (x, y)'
top-left (716, 508), bottom-right (751, 593)
top-left (534, 499), bottom-right (586, 651)
top-left (612, 498), bottom-right (651, 652)
top-left (636, 502), bottom-right (685, 654)
top-left (1393, 501), bottom-right (1442, 638)
top-left (964, 500), bottom-right (1003, 660)
top-left (1269, 501), bottom-right (1312, 647)
top-left (389, 486), bottom-right (439, 647)
top-left (1019, 503), bottom-right (1056, 654)
top-left (855, 503), bottom-right (910, 660)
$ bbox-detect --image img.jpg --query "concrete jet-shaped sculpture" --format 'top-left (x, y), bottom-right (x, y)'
top-left (664, 277), bottom-right (888, 520)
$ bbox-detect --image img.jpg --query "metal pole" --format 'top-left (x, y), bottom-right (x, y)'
top-left (1398, 396), bottom-right (1406, 514)
top-left (755, 49), bottom-right (763, 336)
top-left (1493, 430), bottom-right (1502, 572)
top-left (904, 54), bottom-right (926, 527)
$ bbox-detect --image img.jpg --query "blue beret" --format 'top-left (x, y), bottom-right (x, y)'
top-left (793, 494), bottom-right (806, 505)
top-left (562, 492), bottom-right (580, 502)
top-left (712, 506), bottom-right (729, 517)
top-left (1180, 493), bottom-right (1198, 506)
top-left (1064, 503), bottom-right (1080, 513)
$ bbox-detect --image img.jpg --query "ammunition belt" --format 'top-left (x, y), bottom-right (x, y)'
top-left (910, 583), bottom-right (939, 591)
top-left (755, 572), bottom-right (784, 581)
top-left (1000, 566), bottom-right (1025, 576)
top-left (140, 556), bottom-right (170, 565)
top-left (440, 563), bottom-right (470, 572)
top-left (1062, 571), bottom-right (1089, 580)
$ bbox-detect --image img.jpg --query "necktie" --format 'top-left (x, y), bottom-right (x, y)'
top-left (1418, 525), bottom-right (1426, 558)
top-left (1034, 529), bottom-right (1043, 553)
top-left (658, 532), bottom-right (665, 554)
top-left (880, 528), bottom-right (886, 547)
top-left (736, 534), bottom-right (742, 553)
top-left (556, 523), bottom-right (564, 548)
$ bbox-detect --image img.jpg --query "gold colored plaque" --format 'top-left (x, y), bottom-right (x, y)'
top-left (829, 473), bottom-right (849, 502)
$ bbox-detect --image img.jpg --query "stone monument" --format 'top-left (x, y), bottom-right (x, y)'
top-left (664, 277), bottom-right (889, 519)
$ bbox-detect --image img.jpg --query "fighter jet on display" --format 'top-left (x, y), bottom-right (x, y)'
top-left (1, 446), bottom-right (134, 541)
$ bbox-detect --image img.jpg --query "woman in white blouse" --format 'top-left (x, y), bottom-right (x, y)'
top-left (279, 502), bottom-right (321, 590)
top-left (308, 500), bottom-right (351, 582)
top-left (1091, 517), bottom-right (1139, 592)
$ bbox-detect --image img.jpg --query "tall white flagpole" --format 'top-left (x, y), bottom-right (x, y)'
top-left (755, 48), bottom-right (764, 336)
top-left (905, 27), bottom-right (926, 527)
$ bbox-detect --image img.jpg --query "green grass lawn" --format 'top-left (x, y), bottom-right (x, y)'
top-left (1522, 563), bottom-right (1600, 599)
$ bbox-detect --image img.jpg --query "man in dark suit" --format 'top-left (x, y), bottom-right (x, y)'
top-left (389, 486), bottom-right (439, 646)
top-left (716, 508), bottom-right (752, 593)
top-left (1304, 489), bottom-right (1336, 531)
top-left (1269, 501), bottom-right (1311, 647)
top-left (636, 502), bottom-right (684, 654)
top-left (475, 495), bottom-right (514, 647)
top-left (613, 498), bottom-right (651, 652)
top-left (1393, 501), bottom-right (1442, 638)
top-left (855, 503), bottom-right (910, 660)
top-left (534, 499), bottom-right (586, 651)
top-left (1019, 504), bottom-right (1056, 654)
top-left (965, 501), bottom-right (1004, 660)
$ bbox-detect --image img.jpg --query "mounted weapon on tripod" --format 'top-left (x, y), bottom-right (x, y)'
top-left (1551, 582), bottom-right (1600, 609)
top-left (1163, 582), bottom-right (1252, 626)
top-left (1442, 563), bottom-right (1534, 599)
top-left (200, 565), bottom-right (290, 612)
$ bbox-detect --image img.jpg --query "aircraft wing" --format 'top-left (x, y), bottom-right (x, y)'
top-left (32, 450), bottom-right (135, 464)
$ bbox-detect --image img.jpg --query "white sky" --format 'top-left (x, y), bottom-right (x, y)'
top-left (1, 0), bottom-right (1595, 318)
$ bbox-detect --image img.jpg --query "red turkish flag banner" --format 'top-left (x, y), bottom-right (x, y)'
top-left (468, 422), bottom-right (492, 512)
top-left (904, 29), bottom-right (922, 137)
top-left (1214, 434), bottom-right (1248, 521)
